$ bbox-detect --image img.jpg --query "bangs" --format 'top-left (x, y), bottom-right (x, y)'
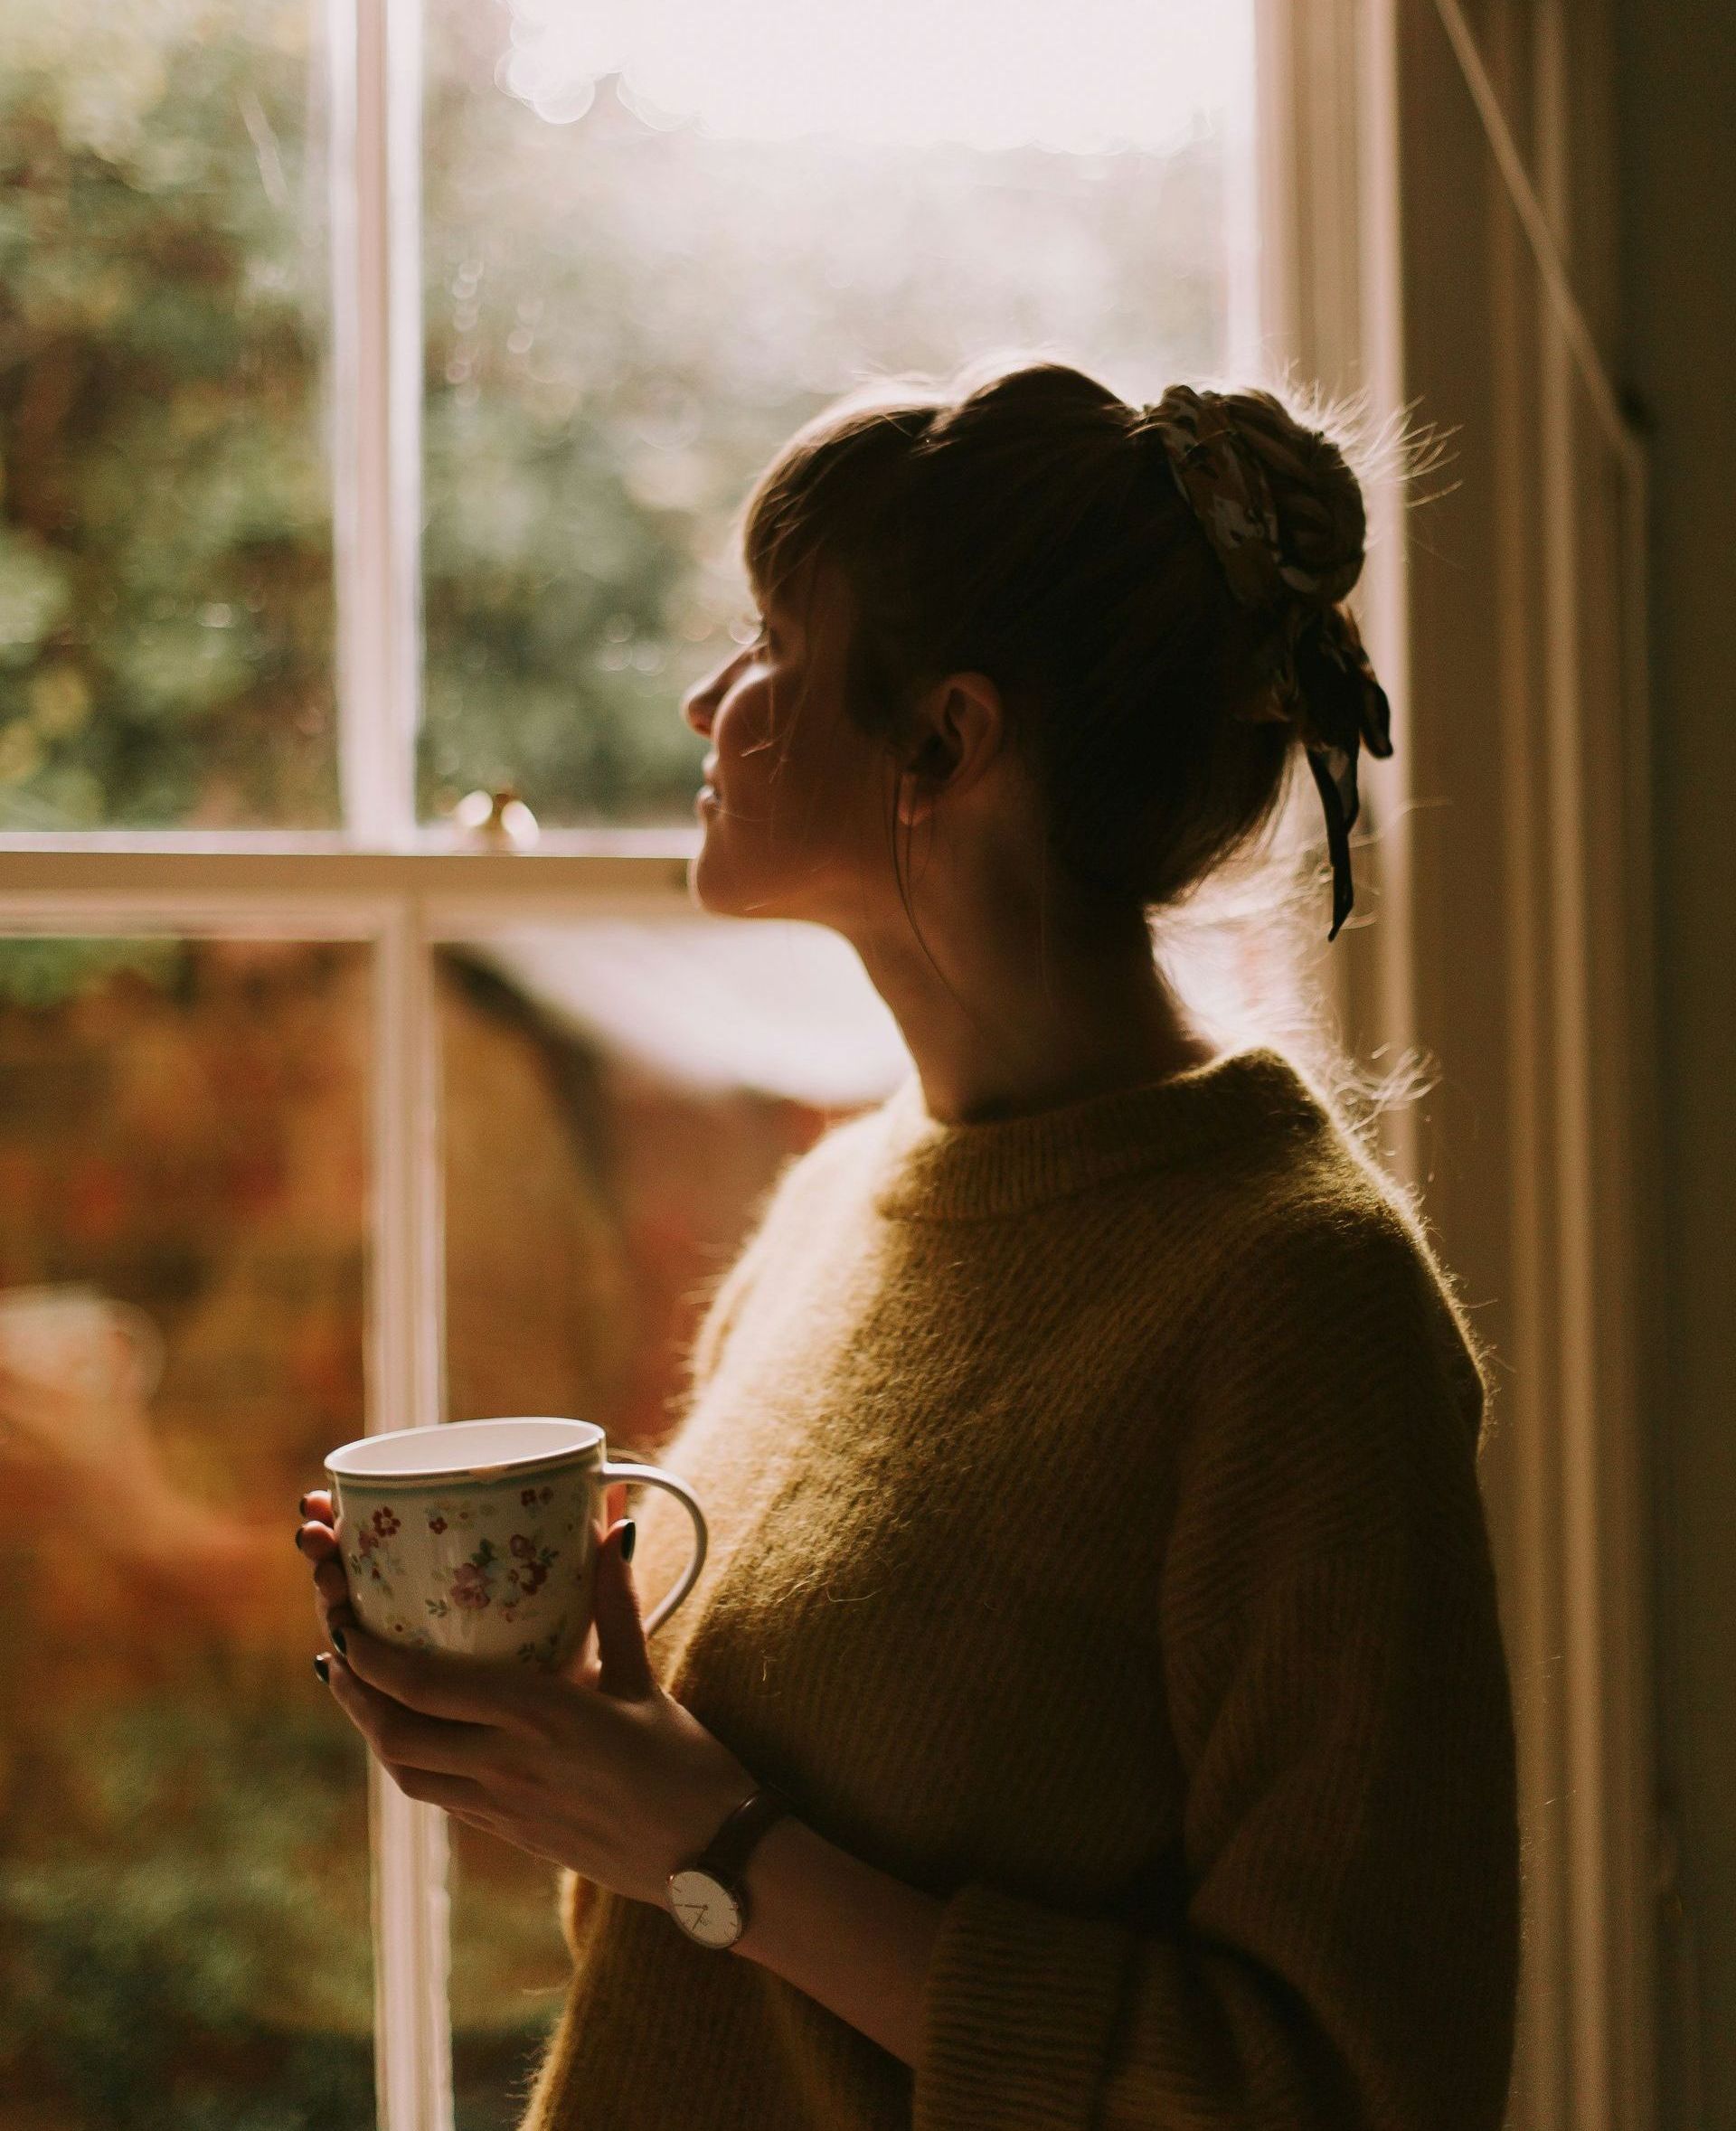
top-left (737, 384), bottom-right (948, 606)
top-left (740, 439), bottom-right (826, 607)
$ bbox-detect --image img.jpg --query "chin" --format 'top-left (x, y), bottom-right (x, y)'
top-left (686, 842), bottom-right (750, 920)
top-left (685, 849), bottom-right (715, 913)
top-left (687, 845), bottom-right (798, 925)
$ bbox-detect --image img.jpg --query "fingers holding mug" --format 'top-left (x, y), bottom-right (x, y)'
top-left (296, 1505), bottom-right (354, 1644)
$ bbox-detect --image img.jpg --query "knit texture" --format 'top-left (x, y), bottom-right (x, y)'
top-left (517, 1044), bottom-right (1520, 2131)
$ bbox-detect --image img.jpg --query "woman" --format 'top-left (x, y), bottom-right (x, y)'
top-left (297, 361), bottom-right (1520, 2130)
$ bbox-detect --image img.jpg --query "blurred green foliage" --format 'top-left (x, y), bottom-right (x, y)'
top-left (1, 0), bottom-right (1227, 836)
top-left (0, 931), bottom-right (184, 1008)
top-left (0, 1686), bottom-right (377, 2126)
top-left (0, 4), bottom-right (338, 830)
top-left (0, 1683), bottom-right (571, 2127)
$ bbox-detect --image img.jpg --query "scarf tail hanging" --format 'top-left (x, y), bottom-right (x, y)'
top-left (1141, 383), bottom-right (1395, 942)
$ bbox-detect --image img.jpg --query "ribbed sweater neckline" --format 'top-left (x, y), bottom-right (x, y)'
top-left (869, 1043), bottom-right (1326, 1221)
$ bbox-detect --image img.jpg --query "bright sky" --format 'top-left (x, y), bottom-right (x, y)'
top-left (501, 0), bottom-right (1253, 155)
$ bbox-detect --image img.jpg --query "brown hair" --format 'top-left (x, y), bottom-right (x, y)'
top-left (731, 357), bottom-right (1471, 1268)
top-left (738, 357), bottom-right (1373, 929)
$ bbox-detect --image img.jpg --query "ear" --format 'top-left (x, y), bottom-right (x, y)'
top-left (895, 672), bottom-right (1005, 828)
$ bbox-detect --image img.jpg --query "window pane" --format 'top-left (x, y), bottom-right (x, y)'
top-left (419, 2), bottom-right (1252, 826)
top-left (0, 6), bottom-right (338, 830)
top-left (0, 938), bottom-right (374, 2126)
top-left (434, 919), bottom-right (906, 2124)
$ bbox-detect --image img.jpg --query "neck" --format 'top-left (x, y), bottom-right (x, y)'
top-left (849, 892), bottom-right (1221, 1128)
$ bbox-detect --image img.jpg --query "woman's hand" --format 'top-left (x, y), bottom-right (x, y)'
top-left (295, 1489), bottom-right (758, 1910)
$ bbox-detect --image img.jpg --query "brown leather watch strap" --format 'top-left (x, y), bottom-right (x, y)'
top-left (694, 1784), bottom-right (792, 1883)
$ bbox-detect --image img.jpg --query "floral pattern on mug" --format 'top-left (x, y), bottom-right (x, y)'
top-left (348, 1513), bottom-right (407, 1595)
top-left (333, 1453), bottom-right (609, 1665)
top-left (421, 1495), bottom-right (480, 1532)
top-left (449, 1539), bottom-right (498, 1610)
top-left (430, 1530), bottom-right (565, 1619)
top-left (506, 1532), bottom-right (558, 1599)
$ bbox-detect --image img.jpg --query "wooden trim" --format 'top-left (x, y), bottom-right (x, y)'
top-left (1279, 3), bottom-right (1662, 2124)
top-left (0, 841), bottom-right (697, 925)
top-left (1252, 0), bottom-right (1421, 1188)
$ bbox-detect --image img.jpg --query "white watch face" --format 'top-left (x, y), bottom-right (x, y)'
top-left (667, 1868), bottom-right (743, 1949)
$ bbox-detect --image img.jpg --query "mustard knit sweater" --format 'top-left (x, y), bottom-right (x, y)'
top-left (520, 1044), bottom-right (1521, 2131)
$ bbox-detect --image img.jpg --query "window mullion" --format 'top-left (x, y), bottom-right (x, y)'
top-left (345, 0), bottom-right (447, 2117)
top-left (369, 900), bottom-right (454, 2131)
top-left (332, 0), bottom-right (420, 847)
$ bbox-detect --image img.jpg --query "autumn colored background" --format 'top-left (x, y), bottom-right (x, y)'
top-left (0, 0), bottom-right (1236, 2122)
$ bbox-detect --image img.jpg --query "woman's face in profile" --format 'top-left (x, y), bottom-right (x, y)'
top-left (680, 562), bottom-right (902, 929)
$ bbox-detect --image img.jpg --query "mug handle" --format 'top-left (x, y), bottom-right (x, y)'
top-left (596, 1457), bottom-right (708, 1636)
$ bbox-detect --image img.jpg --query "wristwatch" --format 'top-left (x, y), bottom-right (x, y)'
top-left (666, 1783), bottom-right (793, 1950)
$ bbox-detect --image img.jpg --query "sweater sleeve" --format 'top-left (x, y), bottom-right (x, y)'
top-left (915, 1212), bottom-right (1521, 2131)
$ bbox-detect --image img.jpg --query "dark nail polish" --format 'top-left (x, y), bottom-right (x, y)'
top-left (314, 1654), bottom-right (330, 1684)
top-left (293, 1527), bottom-right (306, 1553)
top-left (332, 1626), bottom-right (347, 1656)
top-left (298, 1495), bottom-right (310, 1518)
top-left (621, 1519), bottom-right (637, 1564)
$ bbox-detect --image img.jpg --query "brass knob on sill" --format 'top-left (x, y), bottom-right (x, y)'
top-left (449, 787), bottom-right (540, 851)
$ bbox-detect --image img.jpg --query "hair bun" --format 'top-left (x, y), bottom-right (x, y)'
top-left (1215, 388), bottom-right (1367, 608)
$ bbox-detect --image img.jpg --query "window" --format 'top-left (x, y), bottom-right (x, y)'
top-left (0, 5), bottom-right (1258, 2124)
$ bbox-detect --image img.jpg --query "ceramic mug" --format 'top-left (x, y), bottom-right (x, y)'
top-left (324, 1417), bottom-right (708, 1670)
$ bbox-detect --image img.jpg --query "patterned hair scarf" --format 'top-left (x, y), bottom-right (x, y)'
top-left (1139, 382), bottom-right (1394, 942)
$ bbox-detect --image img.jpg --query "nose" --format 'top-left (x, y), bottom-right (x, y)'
top-left (681, 646), bottom-right (743, 738)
